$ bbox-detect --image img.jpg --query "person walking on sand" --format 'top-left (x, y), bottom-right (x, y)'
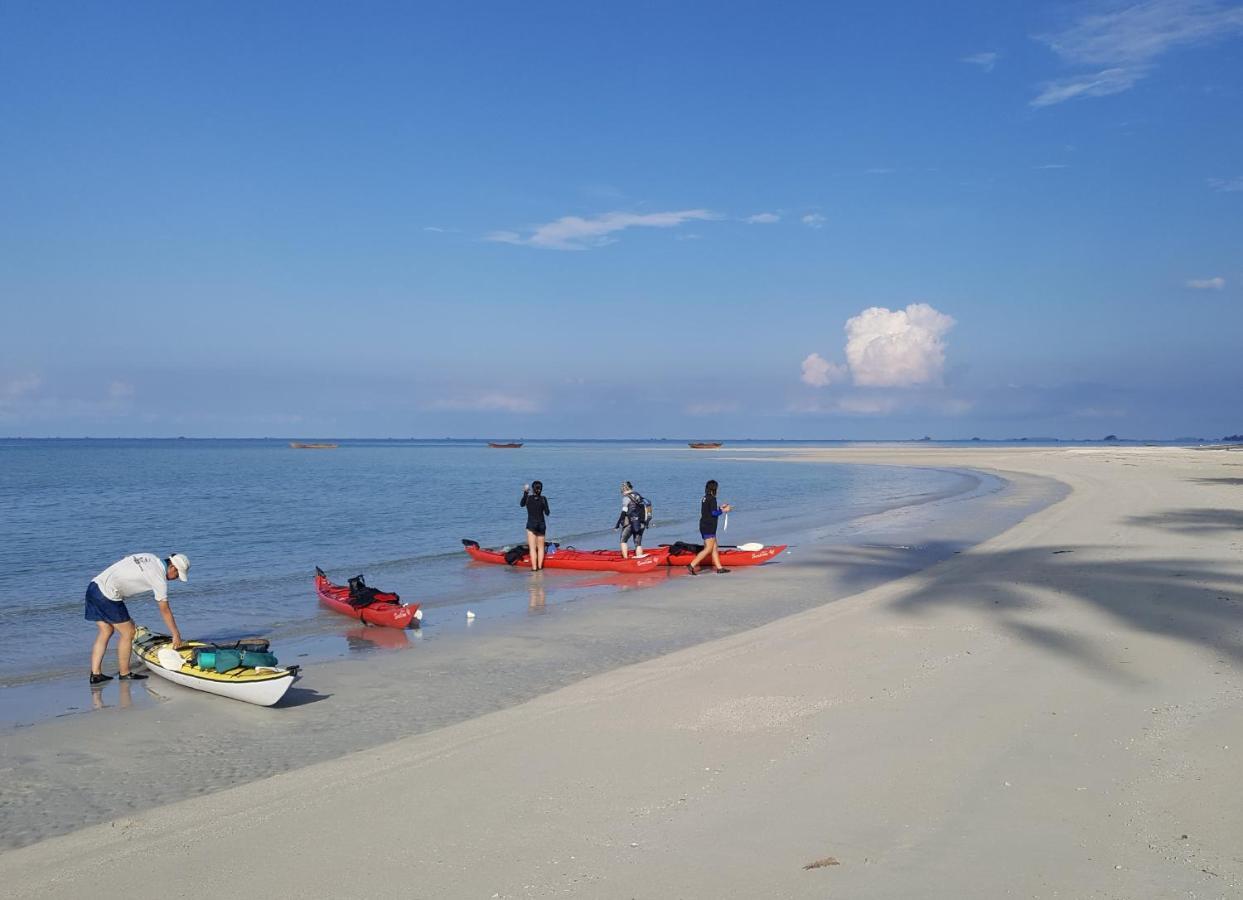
top-left (615, 481), bottom-right (653, 559)
top-left (521, 481), bottom-right (550, 571)
top-left (86, 552), bottom-right (190, 685)
top-left (687, 480), bottom-right (732, 575)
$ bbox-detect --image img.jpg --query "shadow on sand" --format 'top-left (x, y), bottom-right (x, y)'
top-left (276, 687), bottom-right (332, 708)
top-left (1126, 508), bottom-right (1243, 534)
top-left (786, 538), bottom-right (1243, 682)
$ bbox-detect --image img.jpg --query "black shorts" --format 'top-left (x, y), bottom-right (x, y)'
top-left (621, 523), bottom-right (645, 544)
top-left (526, 524), bottom-right (547, 536)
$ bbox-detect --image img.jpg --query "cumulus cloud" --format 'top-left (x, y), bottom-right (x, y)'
top-left (487, 209), bottom-right (718, 250)
top-left (425, 392), bottom-right (541, 413)
top-left (962, 51), bottom-right (1000, 71)
top-left (800, 353), bottom-right (847, 387)
top-left (801, 213), bottom-right (826, 228)
top-left (746, 212), bottom-right (780, 224)
top-left (844, 303), bottom-right (956, 387)
top-left (1187, 276), bottom-right (1225, 289)
top-left (1032, 0), bottom-right (1243, 106)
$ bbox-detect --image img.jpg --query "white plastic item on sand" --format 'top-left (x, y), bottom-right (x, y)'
top-left (157, 647), bottom-right (185, 670)
top-left (738, 542), bottom-right (764, 551)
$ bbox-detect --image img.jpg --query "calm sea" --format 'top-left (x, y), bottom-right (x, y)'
top-left (0, 439), bottom-right (974, 687)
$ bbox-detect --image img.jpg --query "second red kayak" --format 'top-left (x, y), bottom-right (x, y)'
top-left (315, 568), bottom-right (421, 628)
top-left (661, 543), bottom-right (788, 567)
top-left (462, 539), bottom-right (669, 572)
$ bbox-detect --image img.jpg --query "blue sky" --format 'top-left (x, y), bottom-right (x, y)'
top-left (1, 1), bottom-right (1240, 439)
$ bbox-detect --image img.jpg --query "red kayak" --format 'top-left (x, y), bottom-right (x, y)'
top-left (661, 543), bottom-right (788, 567)
top-left (462, 539), bottom-right (669, 573)
top-left (315, 568), bottom-right (421, 628)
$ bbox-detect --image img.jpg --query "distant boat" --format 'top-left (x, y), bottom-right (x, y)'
top-left (688, 441), bottom-right (723, 449)
top-left (290, 442), bottom-right (338, 449)
top-left (488, 442), bottom-right (523, 449)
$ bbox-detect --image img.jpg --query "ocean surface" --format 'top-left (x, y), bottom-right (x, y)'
top-left (0, 439), bottom-right (977, 689)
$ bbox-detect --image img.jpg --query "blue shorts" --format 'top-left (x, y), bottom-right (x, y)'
top-left (84, 582), bottom-right (132, 624)
top-left (701, 533), bottom-right (717, 542)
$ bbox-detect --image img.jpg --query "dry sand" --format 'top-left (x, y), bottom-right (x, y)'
top-left (2, 446), bottom-right (1240, 898)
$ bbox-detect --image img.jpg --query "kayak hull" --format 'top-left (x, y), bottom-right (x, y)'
top-left (132, 627), bottom-right (298, 707)
top-left (315, 573), bottom-right (420, 628)
top-left (463, 540), bottom-right (668, 573)
top-left (662, 544), bottom-right (788, 567)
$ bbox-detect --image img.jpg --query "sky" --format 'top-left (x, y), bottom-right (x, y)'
top-left (1, 0), bottom-right (1240, 439)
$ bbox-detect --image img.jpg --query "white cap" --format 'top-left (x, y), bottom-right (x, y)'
top-left (169, 553), bottom-right (190, 582)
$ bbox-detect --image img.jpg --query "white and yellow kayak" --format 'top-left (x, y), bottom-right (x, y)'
top-left (132, 626), bottom-right (299, 707)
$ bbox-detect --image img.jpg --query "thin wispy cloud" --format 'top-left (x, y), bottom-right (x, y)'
top-left (1187, 276), bottom-right (1225, 289)
top-left (745, 212), bottom-right (781, 224)
top-left (802, 213), bottom-right (826, 229)
top-left (962, 51), bottom-right (1000, 71)
top-left (1208, 175), bottom-right (1243, 191)
top-left (487, 209), bottom-right (718, 251)
top-left (1034, 163), bottom-right (1070, 169)
top-left (1032, 0), bottom-right (1243, 107)
top-left (424, 392), bottom-right (541, 413)
top-left (1032, 67), bottom-right (1144, 107)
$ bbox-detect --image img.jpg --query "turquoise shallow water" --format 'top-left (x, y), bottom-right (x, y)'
top-left (0, 439), bottom-right (972, 686)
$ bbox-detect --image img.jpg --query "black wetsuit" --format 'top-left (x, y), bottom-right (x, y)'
top-left (521, 491), bottom-right (550, 535)
top-left (699, 494), bottom-right (721, 538)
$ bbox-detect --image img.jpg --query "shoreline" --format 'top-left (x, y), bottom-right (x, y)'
top-left (0, 456), bottom-right (1060, 853)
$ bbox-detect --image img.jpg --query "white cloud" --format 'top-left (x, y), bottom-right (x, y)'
top-left (1187, 276), bottom-right (1225, 289)
top-left (1031, 67), bottom-right (1144, 107)
top-left (1034, 163), bottom-right (1070, 169)
top-left (844, 303), bottom-right (956, 387)
top-left (801, 213), bottom-right (826, 229)
top-left (800, 353), bottom-right (848, 387)
top-left (486, 209), bottom-right (718, 251)
top-left (1208, 175), bottom-right (1243, 191)
top-left (1, 373), bottom-right (41, 401)
top-left (746, 212), bottom-right (780, 224)
top-left (425, 392), bottom-right (541, 413)
top-left (1032, 0), bottom-right (1243, 106)
top-left (962, 51), bottom-right (1000, 71)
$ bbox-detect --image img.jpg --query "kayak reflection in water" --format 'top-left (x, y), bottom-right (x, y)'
top-left (520, 480), bottom-right (550, 572)
top-left (687, 479), bottom-right (732, 575)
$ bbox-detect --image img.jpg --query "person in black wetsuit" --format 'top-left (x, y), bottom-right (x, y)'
top-left (687, 479), bottom-right (732, 575)
top-left (521, 480), bottom-right (550, 571)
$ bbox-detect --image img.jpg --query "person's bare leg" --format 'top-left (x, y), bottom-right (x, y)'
top-left (535, 535), bottom-right (547, 570)
top-left (620, 539), bottom-right (629, 559)
top-left (635, 537), bottom-right (645, 559)
top-left (688, 541), bottom-right (712, 573)
top-left (114, 620), bottom-right (136, 676)
top-left (91, 622), bottom-right (114, 675)
top-left (527, 530), bottom-right (538, 571)
top-left (710, 538), bottom-right (725, 571)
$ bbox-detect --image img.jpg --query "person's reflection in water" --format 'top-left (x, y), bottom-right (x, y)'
top-left (89, 678), bottom-right (136, 712)
top-left (528, 581), bottom-right (547, 614)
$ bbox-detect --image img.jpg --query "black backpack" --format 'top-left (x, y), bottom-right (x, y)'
top-left (347, 575), bottom-right (382, 608)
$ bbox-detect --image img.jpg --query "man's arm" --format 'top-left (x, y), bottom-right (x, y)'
top-left (157, 600), bottom-right (183, 648)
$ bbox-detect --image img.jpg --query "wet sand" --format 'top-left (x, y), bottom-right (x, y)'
top-left (3, 447), bottom-right (1241, 897)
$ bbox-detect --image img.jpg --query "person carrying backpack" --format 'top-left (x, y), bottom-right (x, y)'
top-left (615, 481), bottom-right (653, 559)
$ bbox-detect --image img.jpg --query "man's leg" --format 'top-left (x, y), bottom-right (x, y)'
top-left (91, 621), bottom-right (114, 675)
top-left (114, 620), bottom-right (136, 676)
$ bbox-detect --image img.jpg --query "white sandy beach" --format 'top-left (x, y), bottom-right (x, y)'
top-left (2, 446), bottom-right (1241, 898)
